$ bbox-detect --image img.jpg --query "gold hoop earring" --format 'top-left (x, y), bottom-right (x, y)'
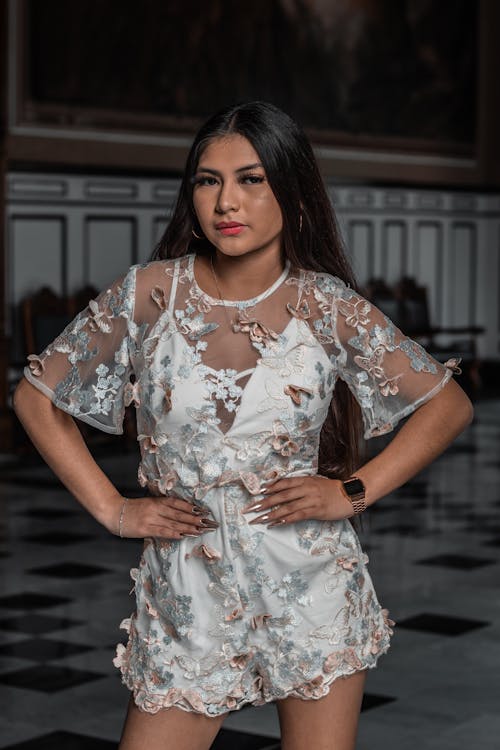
top-left (192, 228), bottom-right (204, 240)
top-left (299, 214), bottom-right (303, 233)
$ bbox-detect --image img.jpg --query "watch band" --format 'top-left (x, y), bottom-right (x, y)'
top-left (340, 476), bottom-right (367, 515)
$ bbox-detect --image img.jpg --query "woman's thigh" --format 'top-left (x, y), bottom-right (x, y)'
top-left (275, 669), bottom-right (367, 750)
top-left (118, 696), bottom-right (229, 750)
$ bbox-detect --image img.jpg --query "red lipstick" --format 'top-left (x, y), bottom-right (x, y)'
top-left (215, 221), bottom-right (246, 236)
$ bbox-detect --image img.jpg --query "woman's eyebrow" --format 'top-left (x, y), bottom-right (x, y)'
top-left (195, 162), bottom-right (263, 175)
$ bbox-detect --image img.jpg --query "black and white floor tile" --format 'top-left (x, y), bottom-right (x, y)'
top-left (0, 399), bottom-right (499, 749)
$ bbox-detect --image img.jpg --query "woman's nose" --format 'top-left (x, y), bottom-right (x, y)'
top-left (216, 181), bottom-right (239, 212)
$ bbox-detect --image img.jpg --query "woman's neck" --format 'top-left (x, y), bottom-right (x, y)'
top-left (202, 249), bottom-right (286, 301)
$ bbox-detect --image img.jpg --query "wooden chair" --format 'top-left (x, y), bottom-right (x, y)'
top-left (363, 278), bottom-right (403, 327)
top-left (22, 286), bottom-right (74, 359)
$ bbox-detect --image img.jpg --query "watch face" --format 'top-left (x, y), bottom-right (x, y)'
top-left (344, 478), bottom-right (365, 496)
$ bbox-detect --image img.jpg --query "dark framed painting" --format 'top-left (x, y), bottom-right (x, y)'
top-left (6, 0), bottom-right (498, 185)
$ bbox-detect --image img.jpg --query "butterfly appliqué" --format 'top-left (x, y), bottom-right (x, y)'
top-left (259, 344), bottom-right (307, 378)
top-left (87, 298), bottom-right (113, 333)
top-left (337, 295), bottom-right (372, 328)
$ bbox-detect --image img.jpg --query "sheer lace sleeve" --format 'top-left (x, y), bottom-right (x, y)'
top-left (331, 279), bottom-right (458, 439)
top-left (22, 265), bottom-right (138, 434)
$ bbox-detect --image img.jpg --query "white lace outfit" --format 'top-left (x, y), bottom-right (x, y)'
top-left (23, 252), bottom-right (457, 716)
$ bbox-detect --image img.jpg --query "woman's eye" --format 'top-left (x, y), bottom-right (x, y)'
top-left (192, 174), bottom-right (265, 187)
top-left (193, 176), bottom-right (218, 186)
top-left (241, 175), bottom-right (265, 184)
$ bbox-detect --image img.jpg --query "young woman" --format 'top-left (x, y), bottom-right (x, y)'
top-left (13, 101), bottom-right (473, 750)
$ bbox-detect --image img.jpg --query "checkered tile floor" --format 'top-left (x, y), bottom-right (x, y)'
top-left (1, 399), bottom-right (499, 749)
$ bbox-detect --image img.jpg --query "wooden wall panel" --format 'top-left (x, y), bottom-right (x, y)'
top-left (7, 214), bottom-right (66, 362)
top-left (9, 214), bottom-right (66, 302)
top-left (347, 220), bottom-right (374, 281)
top-left (382, 221), bottom-right (407, 283)
top-left (473, 215), bottom-right (498, 356)
top-left (448, 222), bottom-right (477, 327)
top-left (413, 221), bottom-right (443, 324)
top-left (84, 216), bottom-right (137, 287)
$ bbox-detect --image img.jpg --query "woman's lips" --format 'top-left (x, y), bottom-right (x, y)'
top-left (217, 225), bottom-right (245, 236)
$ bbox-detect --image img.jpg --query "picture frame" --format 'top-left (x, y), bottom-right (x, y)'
top-left (5, 0), bottom-right (500, 186)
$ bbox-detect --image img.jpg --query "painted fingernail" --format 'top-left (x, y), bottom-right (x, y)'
top-left (268, 520), bottom-right (286, 527)
top-left (182, 532), bottom-right (202, 537)
top-left (200, 518), bottom-right (219, 527)
top-left (202, 527), bottom-right (217, 533)
top-left (191, 507), bottom-right (207, 515)
top-left (249, 514), bottom-right (270, 524)
top-left (243, 503), bottom-right (263, 513)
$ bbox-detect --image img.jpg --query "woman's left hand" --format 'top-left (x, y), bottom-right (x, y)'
top-left (241, 475), bottom-right (355, 526)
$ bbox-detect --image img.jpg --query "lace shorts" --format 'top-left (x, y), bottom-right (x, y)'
top-left (113, 528), bottom-right (394, 717)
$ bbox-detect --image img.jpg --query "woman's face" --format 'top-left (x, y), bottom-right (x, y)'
top-left (191, 134), bottom-right (283, 260)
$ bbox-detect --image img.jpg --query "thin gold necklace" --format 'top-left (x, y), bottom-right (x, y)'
top-left (209, 254), bottom-right (236, 329)
top-left (209, 253), bottom-right (289, 316)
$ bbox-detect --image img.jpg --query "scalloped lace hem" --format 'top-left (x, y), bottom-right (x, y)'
top-left (115, 641), bottom-right (391, 717)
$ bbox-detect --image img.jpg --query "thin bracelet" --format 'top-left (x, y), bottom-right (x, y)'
top-left (118, 497), bottom-right (129, 538)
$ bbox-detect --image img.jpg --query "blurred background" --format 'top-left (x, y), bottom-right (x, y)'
top-left (0, 1), bottom-right (499, 749)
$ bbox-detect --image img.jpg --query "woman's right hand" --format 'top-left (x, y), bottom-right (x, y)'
top-left (107, 496), bottom-right (219, 540)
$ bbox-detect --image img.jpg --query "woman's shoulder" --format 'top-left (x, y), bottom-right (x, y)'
top-left (131, 254), bottom-right (190, 287)
top-left (128, 255), bottom-right (194, 322)
top-left (299, 267), bottom-right (352, 297)
top-left (132, 255), bottom-right (185, 275)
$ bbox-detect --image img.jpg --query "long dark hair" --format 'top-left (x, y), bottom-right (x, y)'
top-left (151, 100), bottom-right (362, 479)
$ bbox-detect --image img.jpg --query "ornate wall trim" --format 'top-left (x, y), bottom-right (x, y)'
top-left (6, 173), bottom-right (500, 362)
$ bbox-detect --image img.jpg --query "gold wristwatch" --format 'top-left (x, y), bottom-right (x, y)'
top-left (340, 476), bottom-right (367, 515)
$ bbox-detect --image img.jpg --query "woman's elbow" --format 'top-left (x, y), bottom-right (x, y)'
top-left (460, 392), bottom-right (474, 430)
top-left (13, 377), bottom-right (50, 417)
top-left (426, 378), bottom-right (474, 437)
top-left (13, 377), bottom-right (30, 413)
top-left (446, 379), bottom-right (474, 432)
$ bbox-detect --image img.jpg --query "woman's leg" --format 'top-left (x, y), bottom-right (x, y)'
top-left (118, 696), bottom-right (229, 750)
top-left (275, 669), bottom-right (367, 750)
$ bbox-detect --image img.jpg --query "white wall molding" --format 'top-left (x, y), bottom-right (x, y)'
top-left (5, 172), bottom-right (500, 361)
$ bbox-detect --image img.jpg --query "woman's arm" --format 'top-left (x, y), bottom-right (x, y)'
top-left (13, 377), bottom-right (126, 532)
top-left (13, 378), bottom-right (216, 538)
top-left (354, 377), bottom-right (474, 507)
